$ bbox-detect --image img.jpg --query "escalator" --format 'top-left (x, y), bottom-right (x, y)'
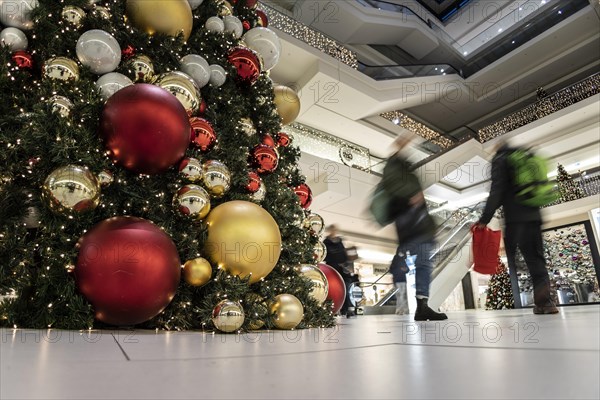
top-left (360, 207), bottom-right (480, 315)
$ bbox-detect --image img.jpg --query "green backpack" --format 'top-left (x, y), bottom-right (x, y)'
top-left (507, 149), bottom-right (559, 207)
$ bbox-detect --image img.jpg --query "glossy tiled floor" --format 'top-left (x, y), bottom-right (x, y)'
top-left (1, 305), bottom-right (599, 400)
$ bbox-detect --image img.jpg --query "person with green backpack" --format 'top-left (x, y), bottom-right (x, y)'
top-left (475, 141), bottom-right (559, 314)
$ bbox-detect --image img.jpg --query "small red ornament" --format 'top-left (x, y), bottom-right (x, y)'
top-left (319, 263), bottom-right (346, 314)
top-left (256, 10), bottom-right (268, 27)
top-left (227, 46), bottom-right (261, 85)
top-left (12, 50), bottom-right (33, 70)
top-left (246, 171), bottom-right (262, 193)
top-left (100, 84), bottom-right (191, 175)
top-left (199, 98), bottom-right (207, 115)
top-left (261, 133), bottom-right (275, 147)
top-left (251, 144), bottom-right (279, 174)
top-left (242, 20), bottom-right (251, 31)
top-left (189, 117), bottom-right (217, 152)
top-left (294, 183), bottom-right (312, 209)
top-left (276, 132), bottom-right (291, 147)
top-left (121, 45), bottom-right (136, 60)
top-left (75, 217), bottom-right (181, 326)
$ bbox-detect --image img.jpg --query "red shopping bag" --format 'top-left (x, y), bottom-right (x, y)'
top-left (471, 226), bottom-right (502, 274)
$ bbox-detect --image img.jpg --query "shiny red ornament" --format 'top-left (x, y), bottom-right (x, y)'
top-left (121, 45), bottom-right (136, 60)
top-left (199, 98), bottom-right (207, 115)
top-left (246, 171), bottom-right (262, 193)
top-left (190, 117), bottom-right (217, 152)
top-left (276, 132), bottom-right (291, 147)
top-left (75, 217), bottom-right (181, 326)
top-left (100, 84), bottom-right (191, 175)
top-left (251, 144), bottom-right (279, 174)
top-left (256, 10), bottom-right (268, 27)
top-left (12, 50), bottom-right (33, 70)
top-left (261, 134), bottom-right (275, 147)
top-left (319, 263), bottom-right (346, 314)
top-left (227, 46), bottom-right (261, 85)
top-left (294, 183), bottom-right (312, 209)
top-left (242, 20), bottom-right (251, 31)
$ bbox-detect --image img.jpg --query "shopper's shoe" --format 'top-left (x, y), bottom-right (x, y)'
top-left (414, 298), bottom-right (448, 321)
top-left (533, 303), bottom-right (559, 314)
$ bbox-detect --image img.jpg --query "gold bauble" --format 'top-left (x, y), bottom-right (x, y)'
top-left (179, 157), bottom-right (203, 182)
top-left (43, 57), bottom-right (80, 81)
top-left (273, 85), bottom-right (300, 125)
top-left (128, 54), bottom-right (154, 82)
top-left (48, 95), bottom-right (73, 118)
top-left (212, 300), bottom-right (245, 333)
top-left (269, 294), bottom-right (304, 330)
top-left (204, 200), bottom-right (281, 284)
top-left (313, 241), bottom-right (327, 263)
top-left (295, 264), bottom-right (329, 305)
top-left (42, 165), bottom-right (100, 214)
top-left (173, 184), bottom-right (211, 220)
top-left (154, 71), bottom-right (200, 115)
top-left (61, 6), bottom-right (86, 27)
top-left (304, 213), bottom-right (325, 236)
top-left (125, 0), bottom-right (193, 41)
top-left (97, 170), bottom-right (113, 187)
top-left (202, 160), bottom-right (231, 198)
top-left (239, 117), bottom-right (256, 136)
top-left (220, 1), bottom-right (233, 16)
top-left (183, 257), bottom-right (212, 287)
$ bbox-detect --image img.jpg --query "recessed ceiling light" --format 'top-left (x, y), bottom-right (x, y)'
top-left (441, 69), bottom-right (445, 72)
top-left (558, 10), bottom-right (562, 14)
top-left (463, 51), bottom-right (468, 55)
top-left (512, 40), bottom-right (515, 44)
top-left (498, 28), bottom-right (503, 33)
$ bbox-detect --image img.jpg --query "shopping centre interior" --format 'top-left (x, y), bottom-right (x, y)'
top-left (1, 0), bottom-right (599, 399)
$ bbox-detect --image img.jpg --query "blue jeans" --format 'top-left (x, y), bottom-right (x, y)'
top-left (395, 239), bottom-right (435, 298)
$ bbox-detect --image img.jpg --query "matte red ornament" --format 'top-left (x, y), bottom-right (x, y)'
top-left (246, 171), bottom-right (262, 193)
top-left (227, 46), bottom-right (261, 85)
top-left (199, 98), bottom-right (207, 115)
top-left (251, 144), bottom-right (279, 174)
top-left (276, 132), bottom-right (291, 147)
top-left (75, 217), bottom-right (181, 326)
top-left (256, 10), bottom-right (268, 27)
top-left (12, 50), bottom-right (33, 69)
top-left (293, 183), bottom-right (312, 209)
top-left (261, 133), bottom-right (275, 147)
top-left (189, 117), bottom-right (217, 152)
top-left (121, 45), bottom-right (136, 60)
top-left (100, 84), bottom-right (191, 175)
top-left (242, 20), bottom-right (251, 31)
top-left (319, 263), bottom-right (346, 314)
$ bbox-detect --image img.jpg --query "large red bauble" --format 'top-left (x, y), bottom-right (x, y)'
top-left (100, 84), bottom-right (191, 175)
top-left (319, 263), bottom-right (346, 314)
top-left (190, 117), bottom-right (217, 152)
top-left (261, 133), bottom-right (275, 147)
top-left (227, 46), bottom-right (261, 85)
top-left (246, 170), bottom-right (262, 193)
top-left (294, 183), bottom-right (312, 209)
top-left (75, 217), bottom-right (181, 326)
top-left (251, 144), bottom-right (279, 174)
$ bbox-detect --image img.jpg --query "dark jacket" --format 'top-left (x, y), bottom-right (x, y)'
top-left (389, 253), bottom-right (408, 283)
top-left (382, 152), bottom-right (436, 241)
top-left (323, 236), bottom-right (348, 277)
top-left (479, 145), bottom-right (542, 225)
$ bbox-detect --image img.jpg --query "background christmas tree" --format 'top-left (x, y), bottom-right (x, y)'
top-left (0, 0), bottom-right (335, 330)
top-left (556, 163), bottom-right (585, 202)
top-left (485, 258), bottom-right (514, 310)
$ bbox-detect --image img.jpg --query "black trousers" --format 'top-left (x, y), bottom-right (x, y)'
top-left (504, 221), bottom-right (552, 307)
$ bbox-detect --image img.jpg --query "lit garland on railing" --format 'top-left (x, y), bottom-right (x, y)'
top-left (380, 111), bottom-right (454, 149)
top-left (260, 3), bottom-right (359, 69)
top-left (282, 123), bottom-right (371, 171)
top-left (478, 73), bottom-right (600, 142)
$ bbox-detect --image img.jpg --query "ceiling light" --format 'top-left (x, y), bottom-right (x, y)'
top-left (541, 0), bottom-right (546, 4)
top-left (392, 117), bottom-right (400, 125)
top-left (463, 51), bottom-right (468, 56)
top-left (512, 40), bottom-right (515, 44)
top-left (443, 73), bottom-right (447, 75)
top-left (435, 67), bottom-right (438, 70)
top-left (558, 10), bottom-right (562, 14)
top-left (498, 28), bottom-right (503, 33)
top-left (440, 69), bottom-right (444, 72)
top-left (519, 7), bottom-right (523, 11)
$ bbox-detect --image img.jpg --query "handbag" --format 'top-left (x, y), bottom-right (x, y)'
top-left (369, 183), bottom-right (394, 226)
top-left (471, 226), bottom-right (502, 274)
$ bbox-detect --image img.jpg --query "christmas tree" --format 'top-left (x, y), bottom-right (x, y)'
top-left (556, 163), bottom-right (585, 202)
top-left (485, 258), bottom-right (514, 310)
top-left (0, 0), bottom-right (335, 331)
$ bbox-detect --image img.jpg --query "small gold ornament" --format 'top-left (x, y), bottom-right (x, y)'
top-left (173, 184), bottom-right (211, 220)
top-left (153, 71), bottom-right (200, 115)
top-left (43, 57), bottom-right (80, 81)
top-left (269, 294), bottom-right (304, 330)
top-left (42, 165), bottom-right (100, 214)
top-left (304, 213), bottom-right (325, 236)
top-left (313, 241), bottom-right (327, 263)
top-left (220, 1), bottom-right (234, 16)
top-left (62, 6), bottom-right (86, 27)
top-left (183, 257), bottom-right (212, 287)
top-left (202, 160), bottom-right (231, 198)
top-left (97, 170), bottom-right (114, 187)
top-left (295, 264), bottom-right (329, 305)
top-left (212, 300), bottom-right (245, 333)
top-left (48, 95), bottom-right (73, 118)
top-left (179, 157), bottom-right (203, 182)
top-left (239, 117), bottom-right (256, 136)
top-left (273, 85), bottom-right (301, 125)
top-left (125, 0), bottom-right (193, 41)
top-left (93, 6), bottom-right (111, 19)
top-left (128, 54), bottom-right (154, 82)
